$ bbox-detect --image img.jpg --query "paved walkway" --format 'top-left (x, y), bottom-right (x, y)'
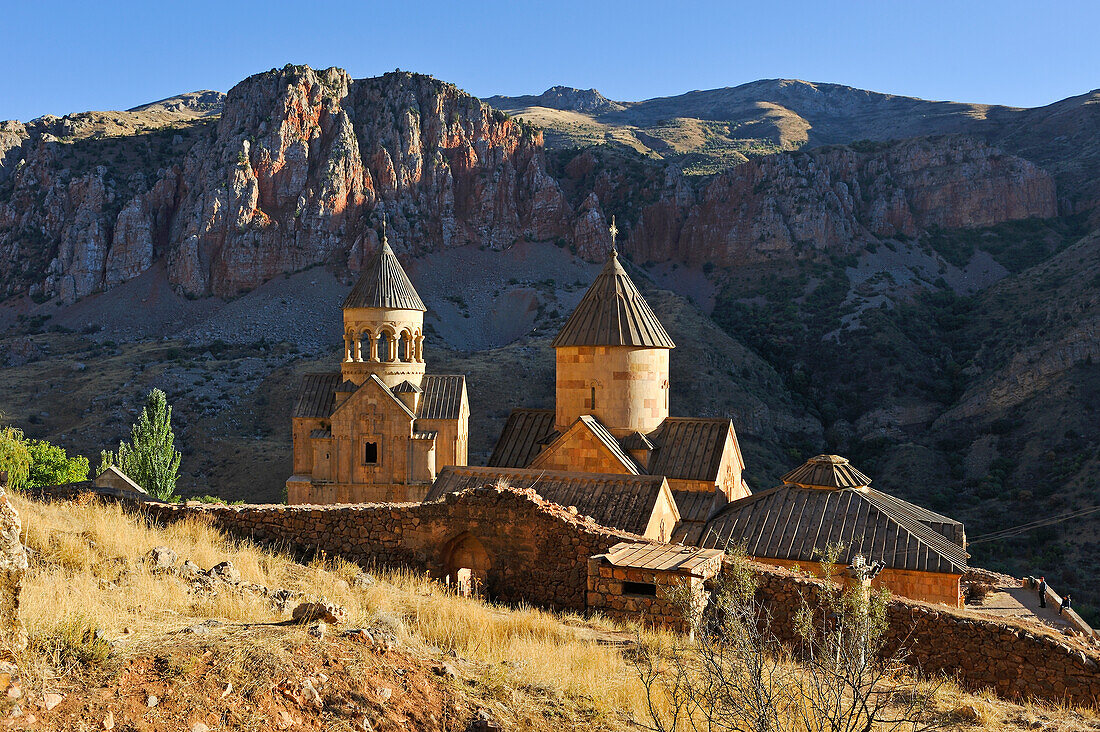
top-left (971, 583), bottom-right (1078, 633)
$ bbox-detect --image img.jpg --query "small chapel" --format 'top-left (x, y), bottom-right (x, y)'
top-left (286, 225), bottom-right (469, 504)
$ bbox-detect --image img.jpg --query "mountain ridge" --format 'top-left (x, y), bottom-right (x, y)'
top-left (1, 63), bottom-right (1097, 620)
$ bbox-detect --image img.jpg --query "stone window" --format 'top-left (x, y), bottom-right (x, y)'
top-left (590, 386), bottom-right (597, 410)
top-left (622, 581), bottom-right (657, 597)
top-left (363, 440), bottom-right (379, 465)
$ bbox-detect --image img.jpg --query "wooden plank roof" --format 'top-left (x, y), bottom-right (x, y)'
top-left (425, 466), bottom-right (670, 537)
top-left (647, 418), bottom-right (736, 482)
top-left (418, 375), bottom-right (466, 420)
top-left (293, 372), bottom-right (340, 418)
top-left (342, 239), bottom-right (426, 311)
top-left (694, 484), bottom-right (967, 575)
top-left (551, 252), bottom-right (675, 349)
top-left (598, 541), bottom-right (723, 575)
top-left (487, 409), bottom-right (557, 468)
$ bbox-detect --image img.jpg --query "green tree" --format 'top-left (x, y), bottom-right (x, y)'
top-left (25, 439), bottom-right (90, 489)
top-left (0, 426), bottom-right (31, 491)
top-left (101, 388), bottom-right (182, 500)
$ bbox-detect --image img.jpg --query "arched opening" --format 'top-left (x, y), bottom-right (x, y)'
top-left (356, 329), bottom-right (373, 362)
top-left (442, 533), bottom-right (491, 598)
top-left (344, 331), bottom-right (356, 361)
top-left (399, 330), bottom-right (413, 362)
top-left (377, 331), bottom-right (393, 362)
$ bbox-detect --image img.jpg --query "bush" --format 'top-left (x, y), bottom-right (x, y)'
top-left (0, 426), bottom-right (31, 490)
top-left (25, 439), bottom-right (89, 489)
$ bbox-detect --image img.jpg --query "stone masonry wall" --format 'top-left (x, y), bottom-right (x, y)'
top-left (31, 482), bottom-right (1100, 705)
top-left (748, 563), bottom-right (1100, 705)
top-left (144, 485), bottom-right (638, 612)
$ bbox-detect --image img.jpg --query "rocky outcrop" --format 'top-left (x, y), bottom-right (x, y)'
top-left (0, 68), bottom-right (1059, 304)
top-left (0, 473), bottom-right (28, 659)
top-left (626, 136), bottom-right (1057, 268)
top-left (0, 66), bottom-right (570, 302)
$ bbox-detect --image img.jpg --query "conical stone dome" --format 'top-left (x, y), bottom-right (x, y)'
top-left (780, 455), bottom-right (871, 490)
top-left (551, 252), bottom-right (674, 349)
top-left (343, 239), bottom-right (426, 311)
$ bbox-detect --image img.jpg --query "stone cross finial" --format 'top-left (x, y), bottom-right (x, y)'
top-left (381, 211), bottom-right (388, 244)
top-left (609, 216), bottom-right (618, 256)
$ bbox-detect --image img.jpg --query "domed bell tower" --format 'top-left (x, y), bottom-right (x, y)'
top-left (552, 217), bottom-right (675, 438)
top-left (341, 218), bottom-right (427, 389)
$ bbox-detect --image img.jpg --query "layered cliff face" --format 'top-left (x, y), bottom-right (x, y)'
top-left (624, 136), bottom-right (1056, 268)
top-left (0, 66), bottom-right (1064, 307)
top-left (0, 66), bottom-right (570, 302)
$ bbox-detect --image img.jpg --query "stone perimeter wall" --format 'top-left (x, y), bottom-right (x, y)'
top-left (144, 485), bottom-right (637, 613)
top-left (751, 564), bottom-right (1100, 705)
top-left (33, 483), bottom-right (1100, 704)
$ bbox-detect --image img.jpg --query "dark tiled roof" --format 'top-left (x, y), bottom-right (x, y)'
top-left (781, 455), bottom-right (871, 489)
top-left (695, 485), bottom-right (967, 575)
top-left (621, 431), bottom-right (655, 451)
top-left (293, 373), bottom-right (340, 418)
top-left (411, 430), bottom-right (438, 440)
top-left (647, 418), bottom-right (736, 482)
top-left (335, 379), bottom-right (359, 393)
top-left (669, 490), bottom-right (723, 545)
top-left (425, 466), bottom-right (672, 537)
top-left (578, 415), bottom-right (644, 474)
top-left (392, 380), bottom-right (422, 394)
top-left (551, 253), bottom-right (675, 348)
top-left (487, 409), bottom-right (557, 468)
top-left (309, 428), bottom-right (332, 439)
top-left (342, 239), bottom-right (426, 311)
top-left (417, 375), bottom-right (467, 420)
top-left (864, 488), bottom-right (966, 547)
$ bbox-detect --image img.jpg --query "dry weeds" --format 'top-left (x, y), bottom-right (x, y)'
top-left (10, 493), bottom-right (1100, 731)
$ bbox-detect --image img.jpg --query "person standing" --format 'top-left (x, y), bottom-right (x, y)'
top-left (1060, 593), bottom-right (1072, 615)
top-left (1038, 576), bottom-right (1047, 608)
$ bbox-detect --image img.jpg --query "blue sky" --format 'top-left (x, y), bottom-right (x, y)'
top-left (2, 0), bottom-right (1096, 121)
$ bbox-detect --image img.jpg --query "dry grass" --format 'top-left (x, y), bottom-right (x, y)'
top-left (11, 493), bottom-right (1100, 731)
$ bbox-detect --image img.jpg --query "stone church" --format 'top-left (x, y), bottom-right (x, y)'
top-left (477, 231), bottom-right (750, 541)
top-left (287, 221), bottom-right (967, 606)
top-left (286, 230), bottom-right (469, 504)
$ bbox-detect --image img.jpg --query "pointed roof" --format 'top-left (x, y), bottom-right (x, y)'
top-left (781, 455), bottom-right (871, 490)
top-left (342, 232), bottom-right (426, 311)
top-left (551, 251), bottom-right (675, 348)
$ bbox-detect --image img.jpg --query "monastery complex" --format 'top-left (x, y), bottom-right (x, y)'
top-left (288, 222), bottom-right (970, 608)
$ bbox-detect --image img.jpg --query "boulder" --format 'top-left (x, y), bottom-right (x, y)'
top-left (146, 546), bottom-right (178, 571)
top-left (208, 561), bottom-right (241, 584)
top-left (291, 601), bottom-right (347, 625)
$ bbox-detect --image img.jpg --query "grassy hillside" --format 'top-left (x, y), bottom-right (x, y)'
top-left (10, 492), bottom-right (1095, 731)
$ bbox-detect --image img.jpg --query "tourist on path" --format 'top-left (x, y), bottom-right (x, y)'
top-left (1038, 577), bottom-right (1047, 608)
top-left (1060, 593), bottom-right (1072, 615)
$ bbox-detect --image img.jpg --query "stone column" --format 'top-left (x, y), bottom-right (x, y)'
top-left (0, 472), bottom-right (28, 659)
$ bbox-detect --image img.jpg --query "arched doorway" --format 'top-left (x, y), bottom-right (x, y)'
top-left (442, 533), bottom-right (491, 597)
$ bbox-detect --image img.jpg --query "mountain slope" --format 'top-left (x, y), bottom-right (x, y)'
top-left (1, 66), bottom-right (1097, 620)
top-left (488, 80), bottom-right (1100, 207)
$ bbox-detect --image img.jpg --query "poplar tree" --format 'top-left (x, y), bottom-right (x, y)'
top-left (101, 388), bottom-right (181, 500)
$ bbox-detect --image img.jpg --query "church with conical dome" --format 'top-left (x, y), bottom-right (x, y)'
top-left (287, 218), bottom-right (968, 606)
top-left (286, 224), bottom-right (469, 504)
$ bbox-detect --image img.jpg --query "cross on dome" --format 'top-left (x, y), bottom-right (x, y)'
top-left (609, 215), bottom-right (618, 256)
